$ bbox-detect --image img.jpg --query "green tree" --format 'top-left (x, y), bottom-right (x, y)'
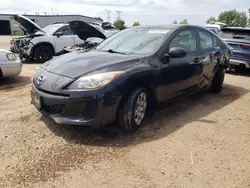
top-left (248, 8), bottom-right (250, 26)
top-left (218, 9), bottom-right (247, 27)
top-left (173, 20), bottom-right (177, 24)
top-left (133, 22), bottom-right (140, 27)
top-left (113, 19), bottom-right (126, 30)
top-left (206, 16), bottom-right (217, 24)
top-left (179, 18), bottom-right (188, 24)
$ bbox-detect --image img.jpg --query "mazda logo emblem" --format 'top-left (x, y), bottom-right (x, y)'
top-left (36, 76), bottom-right (46, 85)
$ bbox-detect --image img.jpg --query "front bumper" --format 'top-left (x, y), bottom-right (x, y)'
top-left (31, 85), bottom-right (121, 128)
top-left (229, 59), bottom-right (250, 68)
top-left (1, 60), bottom-right (22, 77)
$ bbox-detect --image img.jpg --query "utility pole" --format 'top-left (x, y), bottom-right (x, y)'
top-left (116, 10), bottom-right (122, 20)
top-left (105, 9), bottom-right (111, 22)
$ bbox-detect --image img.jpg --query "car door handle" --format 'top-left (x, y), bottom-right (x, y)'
top-left (189, 58), bottom-right (200, 65)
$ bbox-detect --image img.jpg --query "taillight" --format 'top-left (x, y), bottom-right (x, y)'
top-left (241, 43), bottom-right (250, 47)
top-left (239, 56), bottom-right (250, 60)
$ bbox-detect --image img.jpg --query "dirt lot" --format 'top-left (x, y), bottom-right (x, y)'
top-left (0, 36), bottom-right (249, 188)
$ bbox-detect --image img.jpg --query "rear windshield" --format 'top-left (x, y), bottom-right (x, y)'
top-left (218, 28), bottom-right (250, 40)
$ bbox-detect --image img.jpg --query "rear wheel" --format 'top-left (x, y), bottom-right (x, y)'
top-left (34, 45), bottom-right (53, 63)
top-left (211, 67), bottom-right (225, 93)
top-left (118, 88), bottom-right (147, 131)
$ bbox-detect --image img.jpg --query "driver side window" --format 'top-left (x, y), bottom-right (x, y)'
top-left (169, 29), bottom-right (197, 53)
top-left (56, 25), bottom-right (73, 36)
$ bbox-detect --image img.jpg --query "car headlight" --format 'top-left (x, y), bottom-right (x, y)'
top-left (6, 53), bottom-right (17, 61)
top-left (67, 71), bottom-right (124, 90)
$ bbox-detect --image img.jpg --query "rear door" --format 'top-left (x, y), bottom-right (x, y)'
top-left (158, 28), bottom-right (202, 101)
top-left (197, 29), bottom-right (220, 88)
top-left (53, 25), bottom-right (75, 53)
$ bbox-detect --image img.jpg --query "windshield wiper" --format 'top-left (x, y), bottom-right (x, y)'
top-left (106, 49), bottom-right (127, 55)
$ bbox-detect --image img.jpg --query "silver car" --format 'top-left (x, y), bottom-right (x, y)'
top-left (0, 49), bottom-right (22, 77)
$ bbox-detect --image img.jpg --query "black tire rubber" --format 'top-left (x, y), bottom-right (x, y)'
top-left (211, 67), bottom-right (225, 93)
top-left (34, 45), bottom-right (53, 63)
top-left (20, 56), bottom-right (31, 63)
top-left (118, 88), bottom-right (147, 131)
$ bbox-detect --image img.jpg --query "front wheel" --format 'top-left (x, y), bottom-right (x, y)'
top-left (34, 45), bottom-right (53, 63)
top-left (118, 88), bottom-right (147, 131)
top-left (211, 67), bottom-right (225, 93)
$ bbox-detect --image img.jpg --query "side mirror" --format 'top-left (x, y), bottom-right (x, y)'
top-left (168, 47), bottom-right (187, 58)
top-left (55, 31), bottom-right (63, 37)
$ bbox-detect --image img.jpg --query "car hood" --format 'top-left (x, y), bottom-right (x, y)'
top-left (42, 51), bottom-right (144, 79)
top-left (69, 21), bottom-right (106, 41)
top-left (12, 14), bottom-right (45, 34)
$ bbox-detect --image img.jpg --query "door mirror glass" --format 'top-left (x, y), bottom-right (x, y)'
top-left (168, 47), bottom-right (187, 58)
top-left (55, 31), bottom-right (63, 37)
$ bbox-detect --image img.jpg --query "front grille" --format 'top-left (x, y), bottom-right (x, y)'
top-left (37, 88), bottom-right (70, 97)
top-left (41, 103), bottom-right (65, 115)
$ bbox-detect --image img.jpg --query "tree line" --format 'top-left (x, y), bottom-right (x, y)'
top-left (206, 9), bottom-right (250, 27)
top-left (112, 8), bottom-right (250, 30)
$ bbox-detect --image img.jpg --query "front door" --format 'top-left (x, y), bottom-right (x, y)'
top-left (54, 25), bottom-right (75, 53)
top-left (158, 28), bottom-right (202, 101)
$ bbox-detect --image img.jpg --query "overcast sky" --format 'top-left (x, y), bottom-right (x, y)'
top-left (0, 0), bottom-right (249, 26)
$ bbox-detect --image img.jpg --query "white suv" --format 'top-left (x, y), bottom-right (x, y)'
top-left (10, 15), bottom-right (104, 63)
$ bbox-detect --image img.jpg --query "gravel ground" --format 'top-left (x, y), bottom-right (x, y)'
top-left (0, 36), bottom-right (249, 188)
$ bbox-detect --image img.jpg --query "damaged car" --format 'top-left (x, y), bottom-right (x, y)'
top-left (10, 15), bottom-right (104, 63)
top-left (31, 25), bottom-right (232, 131)
top-left (60, 21), bottom-right (119, 54)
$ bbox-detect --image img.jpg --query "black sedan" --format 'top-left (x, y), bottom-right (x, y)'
top-left (31, 25), bottom-right (232, 131)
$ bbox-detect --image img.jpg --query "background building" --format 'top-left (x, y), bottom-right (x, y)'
top-left (0, 14), bottom-right (103, 35)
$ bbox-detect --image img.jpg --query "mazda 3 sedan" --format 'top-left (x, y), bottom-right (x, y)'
top-left (31, 25), bottom-right (231, 131)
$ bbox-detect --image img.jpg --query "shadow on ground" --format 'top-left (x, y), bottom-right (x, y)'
top-left (0, 76), bottom-right (31, 90)
top-left (42, 84), bottom-right (249, 147)
top-left (227, 69), bottom-right (250, 77)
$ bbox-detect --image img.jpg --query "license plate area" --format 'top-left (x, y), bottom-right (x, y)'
top-left (31, 92), bottom-right (41, 109)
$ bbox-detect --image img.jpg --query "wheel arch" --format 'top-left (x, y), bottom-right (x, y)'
top-left (31, 42), bottom-right (55, 57)
top-left (117, 74), bottom-right (157, 118)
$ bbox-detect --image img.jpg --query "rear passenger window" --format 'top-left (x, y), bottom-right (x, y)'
top-left (198, 30), bottom-right (213, 49)
top-left (169, 29), bottom-right (197, 53)
top-left (212, 35), bottom-right (219, 47)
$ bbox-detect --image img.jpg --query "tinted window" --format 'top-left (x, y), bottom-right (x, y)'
top-left (218, 28), bottom-right (250, 40)
top-left (169, 30), bottom-right (197, 53)
top-left (56, 25), bottom-right (73, 35)
top-left (198, 30), bottom-right (213, 49)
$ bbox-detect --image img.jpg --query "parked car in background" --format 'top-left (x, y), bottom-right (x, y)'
top-left (0, 49), bottom-right (22, 78)
top-left (10, 15), bottom-right (104, 63)
top-left (205, 22), bottom-right (227, 35)
top-left (217, 27), bottom-right (250, 71)
top-left (61, 21), bottom-right (119, 54)
top-left (31, 25), bottom-right (231, 131)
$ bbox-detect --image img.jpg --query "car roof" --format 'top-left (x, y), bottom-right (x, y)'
top-left (131, 24), bottom-right (207, 31)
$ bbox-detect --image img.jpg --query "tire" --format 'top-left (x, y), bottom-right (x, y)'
top-left (118, 88), bottom-right (147, 131)
top-left (20, 56), bottom-right (31, 63)
top-left (211, 67), bottom-right (225, 93)
top-left (34, 45), bottom-right (53, 63)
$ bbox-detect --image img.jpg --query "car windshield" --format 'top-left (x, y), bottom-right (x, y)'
top-left (96, 28), bottom-right (170, 54)
top-left (37, 24), bottom-right (64, 35)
